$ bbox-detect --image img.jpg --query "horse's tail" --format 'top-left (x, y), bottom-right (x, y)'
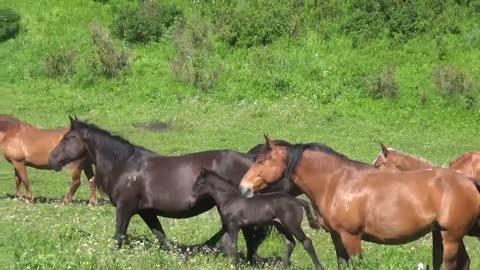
top-left (297, 198), bottom-right (321, 230)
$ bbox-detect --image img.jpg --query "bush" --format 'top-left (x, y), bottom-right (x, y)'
top-left (44, 49), bottom-right (76, 79)
top-left (0, 8), bottom-right (21, 42)
top-left (365, 67), bottom-right (399, 99)
top-left (434, 65), bottom-right (477, 108)
top-left (90, 21), bottom-right (129, 78)
top-left (112, 0), bottom-right (182, 44)
top-left (171, 16), bottom-right (221, 91)
top-left (209, 1), bottom-right (302, 48)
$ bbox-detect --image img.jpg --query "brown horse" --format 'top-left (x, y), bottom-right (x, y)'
top-left (372, 144), bottom-right (480, 180)
top-left (0, 115), bottom-right (96, 205)
top-left (239, 135), bottom-right (480, 270)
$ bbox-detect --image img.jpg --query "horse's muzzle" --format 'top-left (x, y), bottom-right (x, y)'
top-left (240, 184), bottom-right (254, 198)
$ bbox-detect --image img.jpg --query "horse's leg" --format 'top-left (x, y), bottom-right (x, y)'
top-left (441, 233), bottom-right (469, 270)
top-left (273, 223), bottom-right (296, 267)
top-left (226, 226), bottom-right (239, 267)
top-left (339, 232), bottom-right (362, 266)
top-left (114, 206), bottom-right (135, 249)
top-left (12, 161), bottom-right (32, 203)
top-left (242, 225), bottom-right (269, 264)
top-left (330, 232), bottom-right (350, 268)
top-left (138, 210), bottom-right (167, 244)
top-left (82, 163), bottom-right (96, 207)
top-left (286, 223), bottom-right (324, 270)
top-left (64, 165), bottom-right (81, 205)
top-left (432, 230), bottom-right (444, 270)
top-left (14, 169), bottom-right (22, 199)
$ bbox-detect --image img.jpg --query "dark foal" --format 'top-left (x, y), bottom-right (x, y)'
top-left (187, 169), bottom-right (324, 270)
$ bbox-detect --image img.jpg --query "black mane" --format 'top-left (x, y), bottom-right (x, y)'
top-left (272, 140), bottom-right (368, 181)
top-left (74, 120), bottom-right (154, 162)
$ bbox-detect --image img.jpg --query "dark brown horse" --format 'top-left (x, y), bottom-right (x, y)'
top-left (239, 135), bottom-right (480, 270)
top-left (0, 115), bottom-right (95, 205)
top-left (373, 144), bottom-right (480, 181)
top-left (47, 118), bottom-right (312, 264)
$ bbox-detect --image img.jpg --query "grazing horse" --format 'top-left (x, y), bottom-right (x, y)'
top-left (0, 115), bottom-right (95, 205)
top-left (47, 117), bottom-right (314, 263)
top-left (239, 135), bottom-right (480, 270)
top-left (372, 144), bottom-right (480, 180)
top-left (187, 169), bottom-right (324, 269)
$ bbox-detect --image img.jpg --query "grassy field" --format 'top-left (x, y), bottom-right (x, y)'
top-left (1, 0), bottom-right (480, 269)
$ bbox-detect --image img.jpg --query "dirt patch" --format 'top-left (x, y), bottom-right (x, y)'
top-left (133, 120), bottom-right (173, 132)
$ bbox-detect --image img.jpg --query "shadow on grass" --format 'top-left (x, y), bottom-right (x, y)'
top-left (124, 234), bottom-right (283, 268)
top-left (1, 194), bottom-right (111, 206)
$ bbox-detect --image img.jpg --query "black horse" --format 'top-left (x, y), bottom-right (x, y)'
top-left (48, 117), bottom-right (312, 263)
top-left (187, 169), bottom-right (324, 269)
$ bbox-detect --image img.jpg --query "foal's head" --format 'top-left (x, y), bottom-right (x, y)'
top-left (49, 116), bottom-right (89, 171)
top-left (187, 169), bottom-right (212, 207)
top-left (372, 143), bottom-right (431, 171)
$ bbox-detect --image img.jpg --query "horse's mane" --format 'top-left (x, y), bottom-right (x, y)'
top-left (0, 115), bottom-right (21, 132)
top-left (273, 140), bottom-right (369, 181)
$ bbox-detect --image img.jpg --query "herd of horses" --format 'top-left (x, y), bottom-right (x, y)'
top-left (1, 114), bottom-right (479, 270)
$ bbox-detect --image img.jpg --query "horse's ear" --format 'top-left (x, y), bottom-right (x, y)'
top-left (264, 134), bottom-right (275, 150)
top-left (200, 167), bottom-right (208, 176)
top-left (68, 115), bottom-right (75, 124)
top-left (380, 143), bottom-right (389, 157)
top-left (74, 115), bottom-right (78, 120)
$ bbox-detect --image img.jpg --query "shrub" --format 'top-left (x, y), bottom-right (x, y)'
top-left (434, 65), bottom-right (477, 108)
top-left (90, 21), bottom-right (129, 78)
top-left (0, 8), bottom-right (21, 42)
top-left (171, 16), bottom-right (221, 91)
top-left (112, 0), bottom-right (182, 44)
top-left (365, 67), bottom-right (399, 99)
top-left (209, 1), bottom-right (302, 48)
top-left (44, 49), bottom-right (77, 78)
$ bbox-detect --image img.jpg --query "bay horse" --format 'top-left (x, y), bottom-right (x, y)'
top-left (0, 115), bottom-right (96, 205)
top-left (47, 117), bottom-right (313, 264)
top-left (187, 169), bottom-right (324, 269)
top-left (372, 144), bottom-right (480, 180)
top-left (239, 135), bottom-right (480, 270)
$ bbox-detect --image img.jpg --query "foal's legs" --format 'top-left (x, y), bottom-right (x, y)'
top-left (12, 161), bottom-right (32, 203)
top-left (114, 206), bottom-right (135, 249)
top-left (274, 223), bottom-right (296, 267)
top-left (138, 210), bottom-right (167, 243)
top-left (286, 223), bottom-right (324, 270)
top-left (226, 226), bottom-right (240, 266)
top-left (432, 230), bottom-right (444, 270)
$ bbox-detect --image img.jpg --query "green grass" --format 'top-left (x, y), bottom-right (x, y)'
top-left (1, 0), bottom-right (480, 269)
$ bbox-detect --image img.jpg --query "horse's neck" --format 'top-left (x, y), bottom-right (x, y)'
top-left (292, 150), bottom-right (368, 206)
top-left (208, 187), bottom-right (238, 212)
top-left (400, 154), bottom-right (434, 170)
top-left (86, 135), bottom-right (134, 176)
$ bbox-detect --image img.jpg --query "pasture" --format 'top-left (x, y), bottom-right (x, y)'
top-left (1, 0), bottom-right (480, 269)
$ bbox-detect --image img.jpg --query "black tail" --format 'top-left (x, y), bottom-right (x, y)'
top-left (297, 198), bottom-right (321, 230)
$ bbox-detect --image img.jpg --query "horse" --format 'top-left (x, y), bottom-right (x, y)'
top-left (187, 169), bottom-right (324, 269)
top-left (47, 117), bottom-right (315, 264)
top-left (372, 144), bottom-right (480, 181)
top-left (239, 135), bottom-right (480, 270)
top-left (0, 115), bottom-right (96, 205)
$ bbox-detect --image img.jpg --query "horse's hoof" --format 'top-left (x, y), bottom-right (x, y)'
top-left (88, 201), bottom-right (97, 208)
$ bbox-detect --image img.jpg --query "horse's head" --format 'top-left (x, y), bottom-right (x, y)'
top-left (240, 135), bottom-right (288, 197)
top-left (49, 116), bottom-right (89, 171)
top-left (187, 168), bottom-right (212, 207)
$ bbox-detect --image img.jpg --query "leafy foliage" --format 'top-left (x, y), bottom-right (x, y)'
top-left (44, 48), bottom-right (77, 79)
top-left (365, 67), bottom-right (399, 99)
top-left (112, 0), bottom-right (183, 44)
top-left (0, 8), bottom-right (20, 42)
top-left (434, 65), bottom-right (477, 108)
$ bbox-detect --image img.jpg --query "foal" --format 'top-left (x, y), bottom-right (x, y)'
top-left (187, 169), bottom-right (324, 270)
